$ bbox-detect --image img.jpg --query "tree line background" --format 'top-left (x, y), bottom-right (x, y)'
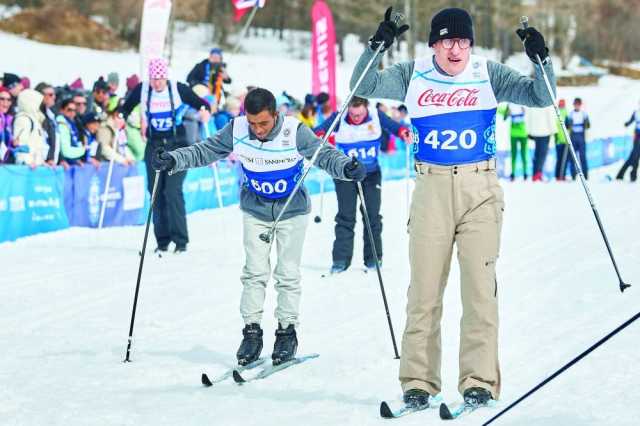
top-left (2, 0), bottom-right (639, 66)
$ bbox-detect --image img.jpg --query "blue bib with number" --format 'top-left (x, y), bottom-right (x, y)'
top-left (405, 55), bottom-right (498, 165)
top-left (568, 110), bottom-right (587, 134)
top-left (233, 115), bottom-right (304, 200)
top-left (334, 107), bottom-right (382, 172)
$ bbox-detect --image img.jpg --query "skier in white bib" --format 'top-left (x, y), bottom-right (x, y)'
top-left (151, 88), bottom-right (365, 366)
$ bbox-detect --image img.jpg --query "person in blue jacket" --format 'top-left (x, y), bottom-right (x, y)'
top-left (565, 97), bottom-right (590, 179)
top-left (315, 96), bottom-right (411, 273)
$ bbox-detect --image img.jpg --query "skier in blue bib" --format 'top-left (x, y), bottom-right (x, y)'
top-left (350, 7), bottom-right (556, 409)
top-left (151, 88), bottom-right (365, 366)
top-left (315, 96), bottom-right (411, 273)
top-left (565, 97), bottom-right (591, 180)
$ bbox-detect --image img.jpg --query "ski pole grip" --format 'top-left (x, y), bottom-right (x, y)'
top-left (392, 12), bottom-right (405, 24)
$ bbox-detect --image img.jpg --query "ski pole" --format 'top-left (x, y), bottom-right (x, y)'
top-left (483, 309), bottom-right (640, 425)
top-left (520, 16), bottom-right (630, 293)
top-left (98, 158), bottom-right (115, 229)
top-left (124, 165), bottom-right (162, 362)
top-left (258, 12), bottom-right (405, 244)
top-left (314, 176), bottom-right (325, 223)
top-left (356, 181), bottom-right (400, 359)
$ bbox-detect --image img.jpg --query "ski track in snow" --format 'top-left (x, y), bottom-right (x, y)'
top-left (2, 170), bottom-right (640, 425)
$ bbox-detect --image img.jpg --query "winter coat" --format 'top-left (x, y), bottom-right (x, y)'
top-left (525, 105), bottom-right (557, 138)
top-left (125, 105), bottom-right (145, 161)
top-left (96, 117), bottom-right (134, 164)
top-left (57, 114), bottom-right (86, 162)
top-left (13, 89), bottom-right (47, 166)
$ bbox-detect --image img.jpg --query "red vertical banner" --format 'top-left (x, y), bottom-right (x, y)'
top-left (311, 0), bottom-right (337, 111)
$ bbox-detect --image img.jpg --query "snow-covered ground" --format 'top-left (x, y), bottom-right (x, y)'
top-left (2, 165), bottom-right (639, 425)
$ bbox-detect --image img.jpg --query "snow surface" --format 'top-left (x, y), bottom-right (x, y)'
top-left (1, 22), bottom-right (640, 426)
top-left (2, 166), bottom-right (639, 425)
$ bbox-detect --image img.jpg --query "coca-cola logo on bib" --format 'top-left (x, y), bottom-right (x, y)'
top-left (417, 88), bottom-right (479, 107)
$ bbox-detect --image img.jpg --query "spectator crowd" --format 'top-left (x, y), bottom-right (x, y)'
top-left (1, 47), bottom-right (637, 184)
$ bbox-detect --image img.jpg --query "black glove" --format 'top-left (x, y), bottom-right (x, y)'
top-left (516, 26), bottom-right (549, 64)
top-left (151, 147), bottom-right (175, 171)
top-left (344, 157), bottom-right (367, 182)
top-left (370, 7), bottom-right (410, 52)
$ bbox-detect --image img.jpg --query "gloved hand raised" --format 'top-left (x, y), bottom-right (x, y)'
top-left (343, 157), bottom-right (367, 182)
top-left (370, 7), bottom-right (410, 52)
top-left (151, 147), bottom-right (175, 171)
top-left (516, 26), bottom-right (549, 64)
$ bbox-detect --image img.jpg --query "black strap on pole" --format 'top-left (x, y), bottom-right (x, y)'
top-left (483, 309), bottom-right (640, 425)
top-left (356, 181), bottom-right (400, 359)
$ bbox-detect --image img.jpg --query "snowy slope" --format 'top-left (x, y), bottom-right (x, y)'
top-left (2, 174), bottom-right (639, 426)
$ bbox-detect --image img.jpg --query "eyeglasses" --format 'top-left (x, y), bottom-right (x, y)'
top-left (65, 107), bottom-right (77, 113)
top-left (441, 38), bottom-right (471, 49)
top-left (75, 101), bottom-right (87, 105)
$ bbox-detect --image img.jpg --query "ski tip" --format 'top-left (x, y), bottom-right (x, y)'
top-left (380, 401), bottom-right (394, 419)
top-left (232, 369), bottom-right (246, 384)
top-left (201, 373), bottom-right (213, 387)
top-left (439, 402), bottom-right (454, 420)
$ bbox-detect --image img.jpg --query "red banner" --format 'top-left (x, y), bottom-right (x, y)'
top-left (232, 0), bottom-right (266, 22)
top-left (311, 0), bottom-right (337, 111)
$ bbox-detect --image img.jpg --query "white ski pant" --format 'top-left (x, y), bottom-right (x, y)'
top-left (240, 213), bottom-right (308, 328)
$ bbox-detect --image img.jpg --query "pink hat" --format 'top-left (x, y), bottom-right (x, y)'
top-left (69, 77), bottom-right (84, 90)
top-left (126, 74), bottom-right (140, 92)
top-left (148, 58), bottom-right (169, 79)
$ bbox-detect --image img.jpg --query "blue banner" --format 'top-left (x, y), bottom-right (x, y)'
top-left (0, 165), bottom-right (69, 243)
top-left (497, 135), bottom-right (632, 179)
top-left (182, 160), bottom-right (241, 213)
top-left (68, 162), bottom-right (148, 227)
top-left (0, 134), bottom-right (633, 243)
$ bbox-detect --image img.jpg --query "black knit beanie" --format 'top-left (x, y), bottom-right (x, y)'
top-left (428, 8), bottom-right (474, 47)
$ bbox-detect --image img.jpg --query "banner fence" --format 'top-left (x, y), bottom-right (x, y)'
top-left (0, 135), bottom-right (633, 243)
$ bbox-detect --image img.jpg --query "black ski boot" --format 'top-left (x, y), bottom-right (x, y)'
top-left (236, 323), bottom-right (263, 366)
top-left (403, 388), bottom-right (430, 408)
top-left (463, 387), bottom-right (492, 407)
top-left (272, 324), bottom-right (297, 366)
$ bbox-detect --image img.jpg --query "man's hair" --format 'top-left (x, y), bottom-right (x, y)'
top-left (573, 97), bottom-right (582, 104)
top-left (244, 87), bottom-right (276, 115)
top-left (349, 96), bottom-right (369, 108)
top-left (34, 82), bottom-right (53, 94)
top-left (60, 98), bottom-right (75, 110)
top-left (398, 104), bottom-right (408, 114)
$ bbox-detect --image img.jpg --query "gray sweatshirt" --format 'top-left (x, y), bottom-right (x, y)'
top-left (350, 46), bottom-right (556, 108)
top-left (168, 112), bottom-right (350, 222)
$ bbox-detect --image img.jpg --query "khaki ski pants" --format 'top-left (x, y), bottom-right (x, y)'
top-left (399, 158), bottom-right (504, 399)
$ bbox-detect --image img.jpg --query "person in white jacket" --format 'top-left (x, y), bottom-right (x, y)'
top-left (13, 89), bottom-right (47, 168)
top-left (526, 105), bottom-right (557, 181)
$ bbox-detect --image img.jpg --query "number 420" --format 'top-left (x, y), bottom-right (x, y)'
top-left (423, 129), bottom-right (477, 150)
